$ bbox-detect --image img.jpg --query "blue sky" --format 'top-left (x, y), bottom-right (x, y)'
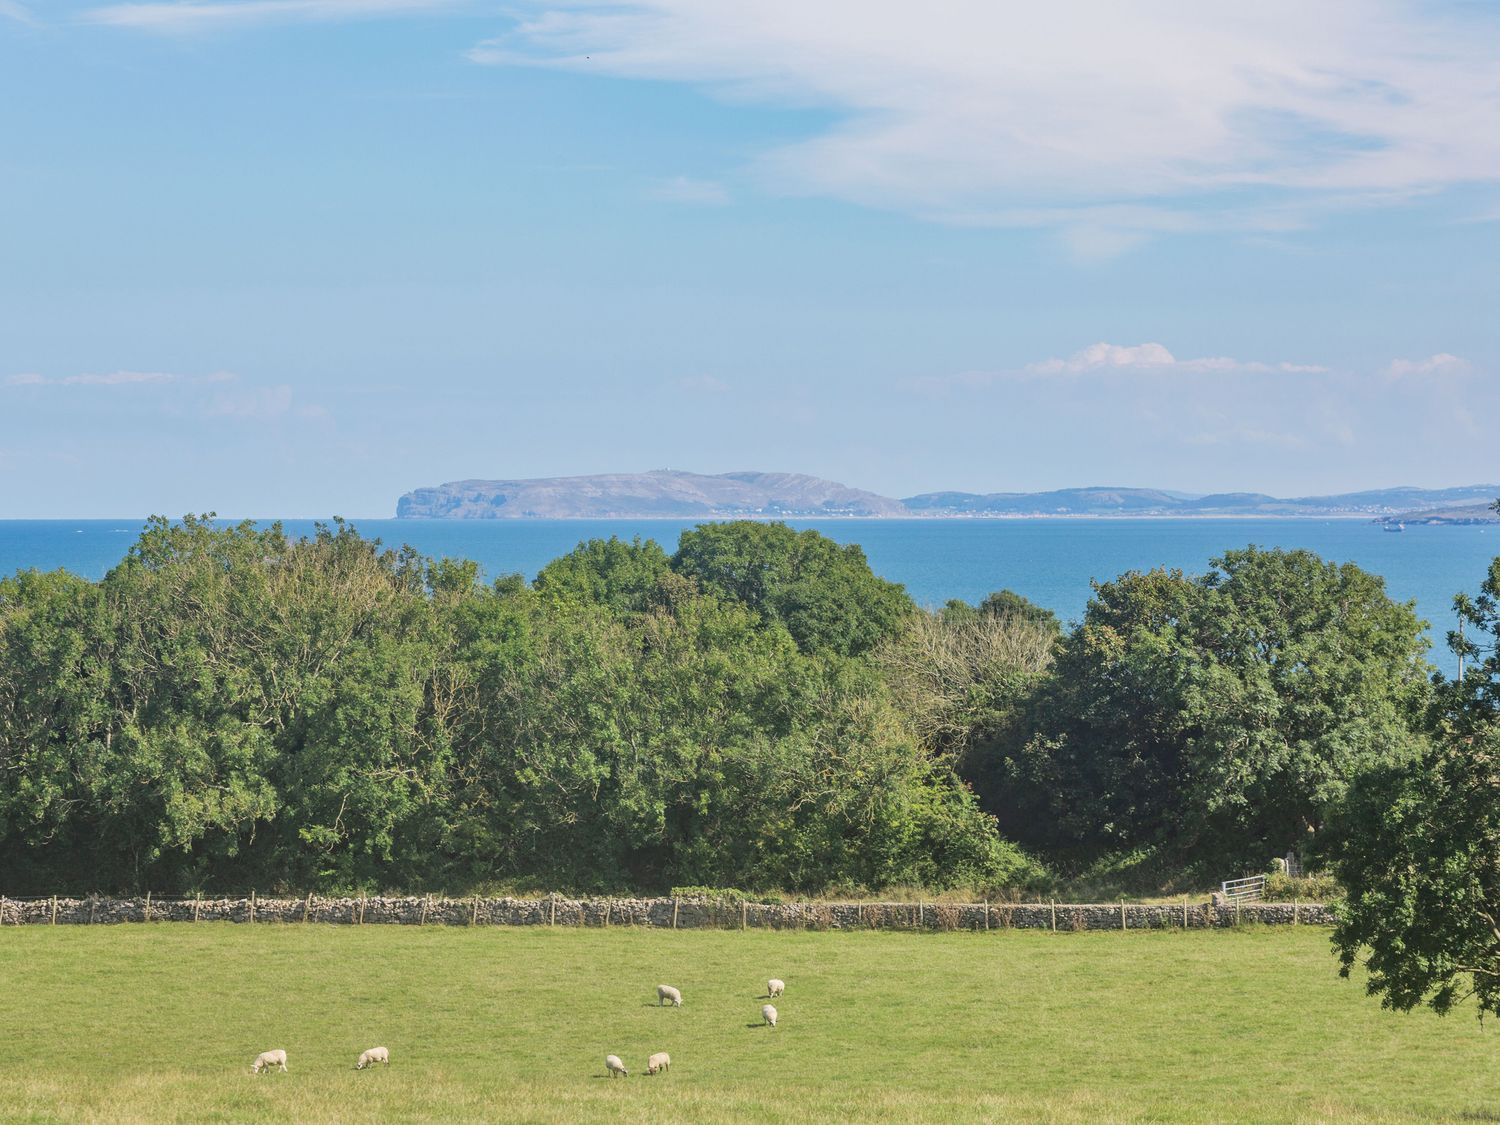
top-left (2, 0), bottom-right (1498, 517)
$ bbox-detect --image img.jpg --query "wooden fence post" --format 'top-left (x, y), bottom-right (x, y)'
top-left (604, 900), bottom-right (611, 928)
top-left (1050, 899), bottom-right (1057, 933)
top-left (1293, 899), bottom-right (1299, 925)
top-left (984, 899), bottom-right (990, 931)
top-left (740, 900), bottom-right (746, 931)
top-left (1120, 900), bottom-right (1127, 932)
top-left (358, 896), bottom-right (366, 926)
top-left (51, 895), bottom-right (58, 925)
top-left (1235, 901), bottom-right (1242, 927)
top-left (303, 894), bottom-right (312, 924)
top-left (420, 894), bottom-right (430, 927)
top-left (89, 896), bottom-right (96, 925)
top-left (1183, 896), bottom-right (1189, 929)
top-left (193, 892), bottom-right (201, 923)
top-left (144, 891), bottom-right (151, 924)
top-left (471, 895), bottom-right (479, 927)
top-left (918, 903), bottom-right (924, 930)
top-left (671, 897), bottom-right (679, 930)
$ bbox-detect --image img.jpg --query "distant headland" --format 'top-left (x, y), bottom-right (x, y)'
top-left (395, 472), bottom-right (1500, 522)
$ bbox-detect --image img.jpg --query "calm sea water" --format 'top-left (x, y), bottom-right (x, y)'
top-left (2, 518), bottom-right (1494, 671)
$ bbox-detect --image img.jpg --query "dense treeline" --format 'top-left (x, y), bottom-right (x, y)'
top-left (0, 514), bottom-right (1479, 900)
top-left (0, 517), bottom-right (1015, 894)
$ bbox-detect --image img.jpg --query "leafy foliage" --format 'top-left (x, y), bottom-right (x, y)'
top-left (1327, 724), bottom-right (1500, 1018)
top-left (672, 521), bottom-right (913, 657)
top-left (973, 549), bottom-right (1431, 872)
top-left (0, 517), bottom-right (1020, 895)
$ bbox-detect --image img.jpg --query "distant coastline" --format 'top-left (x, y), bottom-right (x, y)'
top-left (395, 470), bottom-right (1500, 523)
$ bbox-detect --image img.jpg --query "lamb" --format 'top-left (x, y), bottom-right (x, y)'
top-left (250, 1049), bottom-right (287, 1075)
top-left (355, 1047), bottom-right (389, 1070)
top-left (656, 984), bottom-right (683, 1007)
top-left (767, 978), bottom-right (785, 998)
top-left (647, 1051), bottom-right (671, 1075)
top-left (605, 1054), bottom-right (629, 1078)
top-left (761, 1004), bottom-right (778, 1028)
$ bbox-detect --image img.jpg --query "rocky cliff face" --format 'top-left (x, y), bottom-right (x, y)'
top-left (396, 470), bottom-right (910, 519)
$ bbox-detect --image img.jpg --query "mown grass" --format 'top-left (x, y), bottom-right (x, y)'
top-left (1, 925), bottom-right (1495, 1123)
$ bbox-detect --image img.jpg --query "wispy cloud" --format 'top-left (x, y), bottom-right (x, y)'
top-left (5, 370), bottom-right (236, 387)
top-left (6, 369), bottom-right (329, 422)
top-left (1026, 342), bottom-right (1328, 377)
top-left (0, 1), bottom-right (37, 25)
top-left (647, 176), bottom-right (730, 206)
top-left (1385, 353), bottom-right (1471, 379)
top-left (204, 383), bottom-right (294, 419)
top-left (475, 2), bottom-right (1500, 239)
top-left (917, 342), bottom-right (1327, 392)
top-left (83, 0), bottom-right (462, 33)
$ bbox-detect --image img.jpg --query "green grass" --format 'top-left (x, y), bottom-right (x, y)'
top-left (1, 925), bottom-right (1495, 1123)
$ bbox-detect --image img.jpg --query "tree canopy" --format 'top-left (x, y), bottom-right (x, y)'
top-left (0, 517), bottom-right (1021, 895)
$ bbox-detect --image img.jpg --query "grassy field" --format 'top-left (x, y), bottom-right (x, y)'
top-left (2, 925), bottom-right (1496, 1123)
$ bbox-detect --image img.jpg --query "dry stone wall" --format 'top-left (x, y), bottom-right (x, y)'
top-left (0, 894), bottom-right (1334, 930)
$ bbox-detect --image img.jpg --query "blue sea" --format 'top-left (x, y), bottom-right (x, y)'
top-left (2, 518), bottom-right (1494, 672)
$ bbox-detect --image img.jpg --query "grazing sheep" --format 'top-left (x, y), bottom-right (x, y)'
top-left (647, 1051), bottom-right (671, 1075)
top-left (656, 984), bottom-right (683, 1007)
top-left (761, 1004), bottom-right (778, 1028)
top-left (250, 1049), bottom-right (287, 1075)
top-left (355, 1047), bottom-right (389, 1070)
top-left (767, 978), bottom-right (785, 998)
top-left (605, 1054), bottom-right (628, 1078)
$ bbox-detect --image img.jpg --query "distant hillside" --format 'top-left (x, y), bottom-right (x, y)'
top-left (396, 470), bottom-right (908, 519)
top-left (903, 487), bottom-right (1196, 515)
top-left (1378, 503), bottom-right (1500, 526)
top-left (903, 484), bottom-right (1500, 518)
top-left (397, 473), bottom-right (1500, 520)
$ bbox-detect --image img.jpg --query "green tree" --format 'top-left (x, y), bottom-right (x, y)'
top-left (671, 522), bottom-right (913, 657)
top-left (533, 536), bottom-right (672, 615)
top-left (1327, 723), bottom-right (1500, 1018)
top-left (993, 549), bottom-right (1431, 871)
top-left (1449, 556), bottom-right (1500, 726)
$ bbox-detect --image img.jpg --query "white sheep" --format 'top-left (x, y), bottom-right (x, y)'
top-left (761, 1004), bottom-right (778, 1028)
top-left (767, 978), bottom-right (785, 998)
top-left (250, 1049), bottom-right (287, 1075)
top-left (647, 1051), bottom-right (671, 1075)
top-left (355, 1047), bottom-right (389, 1070)
top-left (656, 984), bottom-right (683, 1007)
top-left (605, 1054), bottom-right (629, 1078)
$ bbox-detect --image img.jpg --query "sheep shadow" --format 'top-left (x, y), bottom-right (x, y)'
top-left (744, 1022), bottom-right (773, 1029)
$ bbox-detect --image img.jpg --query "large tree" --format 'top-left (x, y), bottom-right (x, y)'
top-left (1327, 545), bottom-right (1500, 1019)
top-left (987, 549), bottom-right (1431, 871)
top-left (1327, 723), bottom-right (1500, 1018)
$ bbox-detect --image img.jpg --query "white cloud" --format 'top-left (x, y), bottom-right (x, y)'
top-left (0, 1), bottom-right (37, 24)
top-left (1385, 353), bottom-right (1471, 378)
top-left (912, 341), bottom-right (1329, 394)
top-left (647, 176), bottom-right (730, 206)
top-left (5, 370), bottom-right (235, 387)
top-left (1027, 342), bottom-right (1327, 378)
top-left (475, 2), bottom-right (1500, 236)
top-left (83, 0), bottom-right (461, 32)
